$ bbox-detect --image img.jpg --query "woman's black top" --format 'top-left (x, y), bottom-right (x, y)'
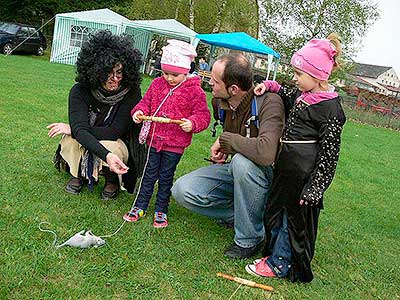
top-left (68, 82), bottom-right (141, 161)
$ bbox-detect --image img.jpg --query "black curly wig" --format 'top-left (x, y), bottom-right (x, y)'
top-left (75, 30), bottom-right (142, 90)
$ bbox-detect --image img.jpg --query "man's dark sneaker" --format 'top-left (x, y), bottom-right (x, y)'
top-left (224, 241), bottom-right (264, 259)
top-left (216, 219), bottom-right (234, 229)
top-left (65, 177), bottom-right (84, 195)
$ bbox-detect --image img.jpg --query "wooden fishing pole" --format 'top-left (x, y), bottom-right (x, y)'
top-left (138, 115), bottom-right (184, 125)
top-left (217, 272), bottom-right (274, 292)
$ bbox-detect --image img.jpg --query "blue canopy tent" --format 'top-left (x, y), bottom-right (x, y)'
top-left (194, 32), bottom-right (280, 80)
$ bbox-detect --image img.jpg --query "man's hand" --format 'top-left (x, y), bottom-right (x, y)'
top-left (180, 118), bottom-right (193, 132)
top-left (47, 123), bottom-right (71, 138)
top-left (210, 137), bottom-right (227, 164)
top-left (106, 153), bottom-right (129, 175)
top-left (132, 110), bottom-right (144, 124)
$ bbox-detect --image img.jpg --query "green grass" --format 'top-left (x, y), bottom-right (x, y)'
top-left (0, 54), bottom-right (399, 300)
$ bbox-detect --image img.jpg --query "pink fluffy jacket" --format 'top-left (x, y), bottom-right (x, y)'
top-left (132, 76), bottom-right (210, 154)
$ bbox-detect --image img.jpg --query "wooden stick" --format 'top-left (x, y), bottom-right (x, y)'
top-left (217, 272), bottom-right (274, 292)
top-left (138, 115), bottom-right (184, 125)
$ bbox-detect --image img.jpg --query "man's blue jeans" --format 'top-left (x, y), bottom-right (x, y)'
top-left (172, 153), bottom-right (273, 248)
top-left (266, 211), bottom-right (292, 277)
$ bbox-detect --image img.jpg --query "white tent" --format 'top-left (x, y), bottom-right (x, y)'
top-left (50, 8), bottom-right (198, 71)
top-left (128, 19), bottom-right (197, 44)
top-left (50, 9), bottom-right (129, 65)
top-left (125, 19), bottom-right (197, 73)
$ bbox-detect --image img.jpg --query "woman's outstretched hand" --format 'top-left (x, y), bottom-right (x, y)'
top-left (106, 153), bottom-right (129, 175)
top-left (47, 123), bottom-right (71, 138)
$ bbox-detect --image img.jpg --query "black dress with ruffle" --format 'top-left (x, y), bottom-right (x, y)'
top-left (262, 87), bottom-right (346, 282)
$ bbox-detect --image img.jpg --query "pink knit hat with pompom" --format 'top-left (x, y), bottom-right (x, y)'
top-left (291, 39), bottom-right (337, 81)
top-left (161, 39), bottom-right (197, 74)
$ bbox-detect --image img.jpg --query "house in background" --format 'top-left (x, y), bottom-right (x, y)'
top-left (347, 63), bottom-right (400, 98)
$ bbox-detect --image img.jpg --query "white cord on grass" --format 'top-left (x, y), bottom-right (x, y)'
top-left (227, 283), bottom-right (243, 300)
top-left (38, 221), bottom-right (58, 246)
top-left (99, 220), bottom-right (126, 238)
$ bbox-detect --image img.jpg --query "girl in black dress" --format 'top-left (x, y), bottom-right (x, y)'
top-left (245, 33), bottom-right (346, 282)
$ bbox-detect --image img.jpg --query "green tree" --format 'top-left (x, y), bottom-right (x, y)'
top-left (0, 0), bottom-right (121, 36)
top-left (0, 0), bottom-right (121, 25)
top-left (222, 0), bottom-right (258, 37)
top-left (0, 0), bottom-right (259, 40)
top-left (0, 0), bottom-right (58, 25)
top-left (113, 0), bottom-right (177, 21)
top-left (258, 0), bottom-right (379, 61)
top-left (115, 0), bottom-right (258, 36)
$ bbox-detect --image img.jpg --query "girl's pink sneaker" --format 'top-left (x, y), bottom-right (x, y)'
top-left (245, 257), bottom-right (276, 278)
top-left (123, 207), bottom-right (146, 222)
top-left (153, 212), bottom-right (168, 228)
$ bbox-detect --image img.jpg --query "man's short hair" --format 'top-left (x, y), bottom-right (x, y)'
top-left (217, 53), bottom-right (253, 91)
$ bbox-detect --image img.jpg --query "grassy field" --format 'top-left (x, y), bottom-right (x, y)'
top-left (0, 54), bottom-right (399, 300)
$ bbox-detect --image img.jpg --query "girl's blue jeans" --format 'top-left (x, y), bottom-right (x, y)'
top-left (266, 211), bottom-right (292, 277)
top-left (135, 147), bottom-right (182, 214)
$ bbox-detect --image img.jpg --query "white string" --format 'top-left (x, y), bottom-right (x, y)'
top-left (99, 220), bottom-right (126, 238)
top-left (5, 15), bottom-right (56, 56)
top-left (227, 283), bottom-right (243, 300)
top-left (38, 221), bottom-right (58, 246)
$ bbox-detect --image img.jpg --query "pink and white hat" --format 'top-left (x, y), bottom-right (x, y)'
top-left (290, 39), bottom-right (337, 81)
top-left (161, 39), bottom-right (197, 74)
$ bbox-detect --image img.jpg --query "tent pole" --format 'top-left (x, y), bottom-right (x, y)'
top-left (209, 45), bottom-right (217, 67)
top-left (192, 37), bottom-right (200, 48)
top-left (272, 58), bottom-right (279, 81)
top-left (266, 54), bottom-right (273, 80)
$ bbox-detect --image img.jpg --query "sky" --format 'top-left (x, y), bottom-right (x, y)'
top-left (355, 0), bottom-right (399, 75)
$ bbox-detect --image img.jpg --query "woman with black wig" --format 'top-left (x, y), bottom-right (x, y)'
top-left (48, 30), bottom-right (145, 200)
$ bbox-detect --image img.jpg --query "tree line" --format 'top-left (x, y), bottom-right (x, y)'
top-left (0, 0), bottom-right (379, 68)
top-left (0, 0), bottom-right (259, 37)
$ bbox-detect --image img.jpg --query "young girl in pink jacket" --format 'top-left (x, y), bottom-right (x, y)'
top-left (123, 40), bottom-right (211, 228)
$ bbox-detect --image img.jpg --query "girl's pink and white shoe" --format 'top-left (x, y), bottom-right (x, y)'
top-left (245, 257), bottom-right (276, 278)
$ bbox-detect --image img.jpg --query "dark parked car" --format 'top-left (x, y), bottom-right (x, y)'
top-left (0, 22), bottom-right (47, 55)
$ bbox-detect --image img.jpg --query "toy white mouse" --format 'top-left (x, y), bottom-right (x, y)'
top-left (56, 230), bottom-right (106, 249)
top-left (39, 222), bottom-right (106, 249)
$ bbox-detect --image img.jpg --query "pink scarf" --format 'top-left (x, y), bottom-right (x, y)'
top-left (296, 90), bottom-right (338, 105)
